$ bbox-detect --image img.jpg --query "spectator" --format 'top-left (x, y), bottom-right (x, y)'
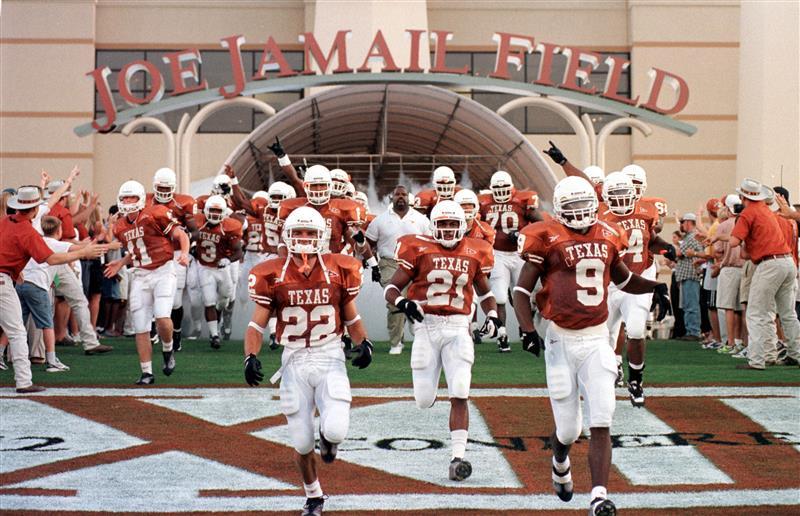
top-left (667, 230), bottom-right (686, 338)
top-left (712, 195), bottom-right (746, 355)
top-left (701, 199), bottom-right (723, 348)
top-left (729, 178), bottom-right (800, 370)
top-left (674, 213), bottom-right (704, 340)
top-left (365, 185), bottom-right (432, 354)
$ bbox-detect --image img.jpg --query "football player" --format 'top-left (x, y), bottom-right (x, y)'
top-left (193, 195), bottom-right (244, 349)
top-left (384, 200), bottom-right (500, 482)
top-left (244, 207), bottom-right (373, 516)
top-left (600, 172), bottom-right (673, 406)
top-left (104, 180), bottom-right (190, 385)
top-left (354, 191), bottom-right (376, 233)
top-left (478, 170), bottom-right (541, 352)
top-left (238, 190), bottom-right (269, 304)
top-left (145, 167), bottom-right (198, 351)
top-left (329, 168), bottom-right (351, 198)
top-left (413, 166), bottom-right (462, 217)
top-left (513, 177), bottom-right (664, 516)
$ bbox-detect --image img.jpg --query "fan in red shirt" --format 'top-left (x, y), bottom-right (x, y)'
top-left (104, 180), bottom-right (189, 386)
top-left (513, 176), bottom-right (663, 516)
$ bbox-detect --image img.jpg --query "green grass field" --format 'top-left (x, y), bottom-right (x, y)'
top-left (4, 337), bottom-right (799, 387)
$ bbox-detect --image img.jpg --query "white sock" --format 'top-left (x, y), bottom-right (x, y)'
top-left (591, 485), bottom-right (608, 501)
top-left (451, 429), bottom-right (468, 459)
top-left (208, 320), bottom-right (219, 337)
top-left (615, 354), bottom-right (622, 365)
top-left (629, 362), bottom-right (643, 370)
top-left (734, 338), bottom-right (743, 346)
top-left (552, 455), bottom-right (570, 473)
top-left (46, 351), bottom-right (57, 364)
top-left (162, 340), bottom-right (173, 352)
top-left (140, 361), bottom-right (153, 375)
top-left (303, 479), bottom-right (323, 498)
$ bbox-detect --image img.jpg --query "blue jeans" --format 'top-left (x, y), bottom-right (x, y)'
top-left (680, 279), bottom-right (701, 336)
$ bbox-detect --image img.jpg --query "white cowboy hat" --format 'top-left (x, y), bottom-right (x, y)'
top-left (736, 178), bottom-right (768, 201)
top-left (7, 185), bottom-right (44, 210)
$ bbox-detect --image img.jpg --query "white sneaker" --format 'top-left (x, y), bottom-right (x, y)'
top-left (0, 355), bottom-right (8, 371)
top-left (732, 349), bottom-right (748, 359)
top-left (45, 358), bottom-right (70, 372)
top-left (389, 344), bottom-right (403, 355)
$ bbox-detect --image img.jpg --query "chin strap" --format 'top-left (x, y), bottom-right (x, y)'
top-left (300, 253), bottom-right (311, 273)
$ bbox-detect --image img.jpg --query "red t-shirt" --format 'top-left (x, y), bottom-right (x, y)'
top-left (774, 212), bottom-right (799, 266)
top-left (0, 214), bottom-right (55, 281)
top-left (48, 202), bottom-right (76, 240)
top-left (731, 201), bottom-right (791, 263)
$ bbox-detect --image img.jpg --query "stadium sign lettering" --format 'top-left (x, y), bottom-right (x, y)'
top-left (80, 29), bottom-right (692, 136)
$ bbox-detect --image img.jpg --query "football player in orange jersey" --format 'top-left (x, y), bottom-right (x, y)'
top-left (238, 190), bottom-right (269, 305)
top-left (413, 166), bottom-right (463, 217)
top-left (354, 191), bottom-right (376, 234)
top-left (104, 181), bottom-right (190, 385)
top-left (329, 168), bottom-right (351, 199)
top-left (478, 170), bottom-right (542, 352)
top-left (513, 177), bottom-right (664, 516)
top-left (600, 173), bottom-right (673, 407)
top-left (244, 207), bottom-right (373, 516)
top-left (384, 200), bottom-right (500, 482)
top-left (146, 167), bottom-right (198, 351)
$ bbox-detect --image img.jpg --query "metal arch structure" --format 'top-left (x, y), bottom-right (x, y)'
top-left (121, 117), bottom-right (176, 171)
top-left (222, 84), bottom-right (559, 199)
top-left (596, 118), bottom-right (653, 171)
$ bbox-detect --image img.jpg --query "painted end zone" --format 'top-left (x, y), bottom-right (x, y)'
top-left (0, 386), bottom-right (798, 513)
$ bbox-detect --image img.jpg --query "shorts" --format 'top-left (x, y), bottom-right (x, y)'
top-left (16, 282), bottom-right (54, 329)
top-left (129, 261), bottom-right (177, 333)
top-left (490, 250), bottom-right (524, 305)
top-left (739, 260), bottom-right (755, 304)
top-left (702, 288), bottom-right (717, 310)
top-left (716, 267), bottom-right (743, 311)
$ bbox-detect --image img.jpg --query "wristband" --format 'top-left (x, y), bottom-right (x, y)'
top-left (513, 286), bottom-right (532, 297)
top-left (244, 353), bottom-right (258, 363)
top-left (344, 314), bottom-right (361, 327)
top-left (476, 291), bottom-right (495, 302)
top-left (278, 155), bottom-right (291, 167)
top-left (394, 295), bottom-right (406, 307)
top-left (230, 177), bottom-right (239, 186)
top-left (248, 321), bottom-right (265, 334)
top-left (366, 256), bottom-right (378, 267)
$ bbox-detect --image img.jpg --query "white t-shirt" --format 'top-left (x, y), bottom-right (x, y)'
top-left (365, 208), bottom-right (432, 258)
top-left (32, 204), bottom-right (50, 235)
top-left (22, 236), bottom-right (71, 291)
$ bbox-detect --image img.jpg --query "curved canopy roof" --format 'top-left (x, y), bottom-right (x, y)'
top-left (225, 84), bottom-right (558, 199)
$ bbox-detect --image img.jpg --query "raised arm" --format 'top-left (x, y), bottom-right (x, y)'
top-left (267, 136), bottom-right (305, 196)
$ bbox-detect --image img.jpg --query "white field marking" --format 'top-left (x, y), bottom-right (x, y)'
top-left (0, 399), bottom-right (147, 474)
top-left (722, 397), bottom-right (800, 452)
top-left (251, 400), bottom-right (523, 489)
top-left (610, 401), bottom-right (734, 485)
top-left (142, 393), bottom-right (284, 426)
top-left (1, 386), bottom-right (798, 398)
top-left (0, 489), bottom-right (797, 512)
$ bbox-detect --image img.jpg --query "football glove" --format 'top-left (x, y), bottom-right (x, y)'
top-left (342, 334), bottom-right (353, 360)
top-left (267, 136), bottom-right (285, 158)
top-left (543, 140), bottom-right (567, 165)
top-left (660, 246), bottom-right (677, 262)
top-left (651, 283), bottom-right (671, 322)
top-left (351, 339), bottom-right (374, 369)
top-left (396, 297), bottom-right (424, 323)
top-left (352, 230), bottom-right (366, 244)
top-left (521, 330), bottom-right (544, 357)
top-left (508, 230), bottom-right (520, 244)
top-left (479, 314), bottom-right (504, 339)
top-left (244, 354), bottom-right (263, 386)
top-left (371, 266), bottom-right (382, 283)
top-left (218, 258), bottom-right (231, 268)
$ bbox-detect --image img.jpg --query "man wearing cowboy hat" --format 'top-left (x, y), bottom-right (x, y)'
top-left (0, 186), bottom-right (108, 392)
top-left (729, 178), bottom-right (800, 370)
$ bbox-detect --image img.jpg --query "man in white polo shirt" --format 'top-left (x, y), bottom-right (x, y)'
top-left (366, 185), bottom-right (432, 354)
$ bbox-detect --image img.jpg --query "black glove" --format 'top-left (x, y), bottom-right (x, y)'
top-left (189, 240), bottom-right (198, 258)
top-left (341, 334), bottom-right (353, 359)
top-left (508, 230), bottom-right (520, 244)
top-left (660, 246), bottom-right (677, 262)
top-left (267, 136), bottom-right (285, 158)
top-left (543, 140), bottom-right (567, 165)
top-left (651, 283), bottom-right (671, 322)
top-left (371, 266), bottom-right (381, 283)
top-left (244, 354), bottom-right (263, 386)
top-left (352, 230), bottom-right (366, 244)
top-left (396, 298), bottom-right (424, 323)
top-left (479, 315), bottom-right (504, 339)
top-left (521, 330), bottom-right (544, 357)
top-left (351, 339), bottom-right (374, 369)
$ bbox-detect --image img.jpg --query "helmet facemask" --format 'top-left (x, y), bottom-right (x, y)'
top-left (433, 218), bottom-right (466, 248)
top-left (604, 185), bottom-right (636, 216)
top-left (206, 207), bottom-right (225, 224)
top-left (330, 179), bottom-right (349, 198)
top-left (459, 202), bottom-right (477, 224)
top-left (284, 226), bottom-right (324, 255)
top-left (118, 195), bottom-right (144, 215)
top-left (435, 179), bottom-right (456, 200)
top-left (154, 183), bottom-right (175, 203)
top-left (304, 180), bottom-right (331, 205)
top-left (556, 197), bottom-right (598, 229)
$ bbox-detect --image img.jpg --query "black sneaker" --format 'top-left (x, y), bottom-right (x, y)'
top-left (210, 335), bottom-right (221, 350)
top-left (135, 373), bottom-right (155, 386)
top-left (162, 350), bottom-right (176, 376)
top-left (173, 329), bottom-right (182, 352)
top-left (497, 335), bottom-right (511, 353)
top-left (301, 496), bottom-right (325, 516)
top-left (590, 497), bottom-right (617, 516)
top-left (448, 457), bottom-right (472, 481)
top-left (472, 329), bottom-right (482, 345)
top-left (627, 380), bottom-right (645, 407)
top-left (551, 463), bottom-right (573, 502)
top-left (615, 363), bottom-right (625, 387)
top-left (269, 334), bottom-right (279, 351)
top-left (318, 431), bottom-right (337, 463)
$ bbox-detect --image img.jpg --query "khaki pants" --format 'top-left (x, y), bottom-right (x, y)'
top-left (379, 257), bottom-right (406, 346)
top-left (746, 257), bottom-right (800, 368)
top-left (53, 263), bottom-right (100, 350)
top-left (0, 273), bottom-right (33, 389)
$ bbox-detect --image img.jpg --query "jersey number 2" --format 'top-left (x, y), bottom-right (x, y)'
top-left (281, 305), bottom-right (336, 345)
top-left (426, 270), bottom-right (468, 309)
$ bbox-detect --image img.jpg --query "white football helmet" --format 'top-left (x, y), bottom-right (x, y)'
top-left (212, 175), bottom-right (233, 197)
top-left (204, 195), bottom-right (227, 224)
top-left (282, 206), bottom-right (326, 255)
top-left (583, 165), bottom-right (605, 185)
top-left (153, 167), bottom-right (177, 203)
top-left (430, 200), bottom-right (466, 248)
top-left (117, 180), bottom-right (146, 215)
top-left (303, 165), bottom-right (332, 205)
top-left (723, 193), bottom-right (739, 212)
top-left (454, 189), bottom-right (479, 223)
top-left (602, 172), bottom-right (636, 216)
top-left (344, 182), bottom-right (356, 199)
top-left (432, 166), bottom-right (456, 199)
top-left (621, 164), bottom-right (647, 200)
top-left (490, 171), bottom-right (514, 203)
top-left (252, 190), bottom-right (269, 201)
top-left (553, 177), bottom-right (599, 229)
top-left (329, 169), bottom-right (351, 198)
top-left (354, 191), bottom-right (369, 213)
top-left (267, 181), bottom-right (295, 209)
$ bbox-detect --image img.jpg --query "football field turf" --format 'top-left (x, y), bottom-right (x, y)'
top-left (1, 339), bottom-right (798, 515)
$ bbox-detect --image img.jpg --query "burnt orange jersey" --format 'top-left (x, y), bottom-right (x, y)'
top-left (478, 189), bottom-right (539, 252)
top-left (145, 193), bottom-right (195, 227)
top-left (249, 254), bottom-right (362, 348)
top-left (245, 198), bottom-right (268, 253)
top-left (194, 215), bottom-right (243, 267)
top-left (113, 205), bottom-right (178, 270)
top-left (395, 234), bottom-right (494, 317)
top-left (277, 197), bottom-right (363, 254)
top-left (599, 202), bottom-right (658, 274)
top-left (774, 212), bottom-right (799, 266)
top-left (466, 219), bottom-right (496, 246)
top-left (413, 187), bottom-right (463, 217)
top-left (641, 196), bottom-right (668, 218)
top-left (361, 213), bottom-right (377, 234)
top-left (261, 205), bottom-right (281, 255)
top-left (518, 219), bottom-right (626, 330)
